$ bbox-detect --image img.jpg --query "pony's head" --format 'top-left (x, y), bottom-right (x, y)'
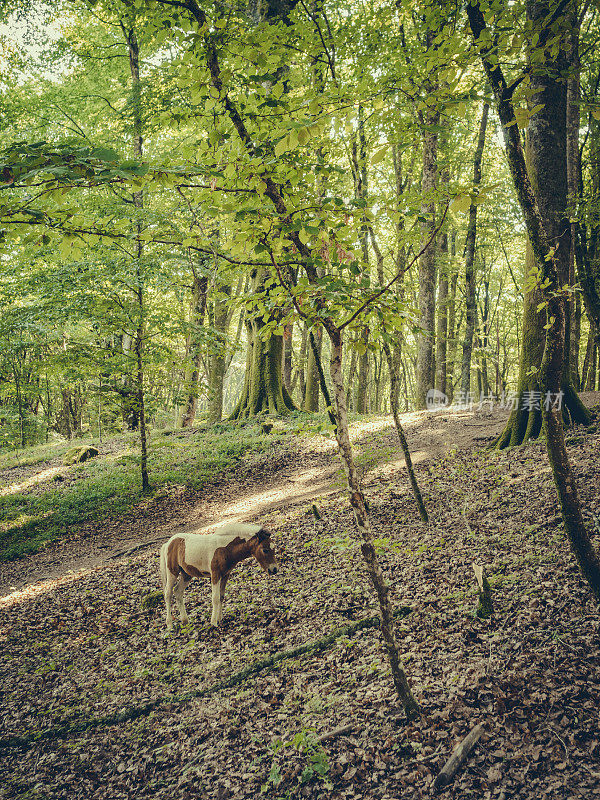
top-left (252, 528), bottom-right (278, 575)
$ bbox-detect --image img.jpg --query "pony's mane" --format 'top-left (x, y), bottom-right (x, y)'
top-left (210, 522), bottom-right (263, 543)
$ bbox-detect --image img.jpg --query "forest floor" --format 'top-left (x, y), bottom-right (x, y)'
top-left (1, 395), bottom-right (600, 800)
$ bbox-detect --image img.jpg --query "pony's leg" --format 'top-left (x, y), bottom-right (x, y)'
top-left (210, 579), bottom-right (221, 627)
top-left (174, 573), bottom-right (192, 625)
top-left (164, 571), bottom-right (177, 631)
top-left (218, 575), bottom-right (228, 624)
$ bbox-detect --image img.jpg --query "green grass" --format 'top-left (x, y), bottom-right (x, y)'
top-left (0, 422), bottom-right (291, 562)
top-left (0, 439), bottom-right (81, 472)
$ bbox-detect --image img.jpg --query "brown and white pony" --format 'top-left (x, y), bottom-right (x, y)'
top-left (159, 523), bottom-right (278, 629)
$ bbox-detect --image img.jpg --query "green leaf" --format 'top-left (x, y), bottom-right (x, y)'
top-left (297, 127), bottom-right (310, 146)
top-left (450, 194), bottom-right (472, 214)
top-left (370, 146), bottom-right (388, 165)
top-left (274, 138), bottom-right (287, 158)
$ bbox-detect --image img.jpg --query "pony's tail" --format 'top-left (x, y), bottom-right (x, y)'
top-left (159, 542), bottom-right (168, 590)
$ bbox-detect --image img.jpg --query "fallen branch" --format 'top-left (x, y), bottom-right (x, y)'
top-left (316, 722), bottom-right (353, 743)
top-left (0, 606), bottom-right (413, 752)
top-left (432, 722), bottom-right (484, 793)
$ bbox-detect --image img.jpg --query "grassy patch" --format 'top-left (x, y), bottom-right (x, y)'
top-left (0, 439), bottom-right (78, 471)
top-left (0, 422), bottom-right (289, 562)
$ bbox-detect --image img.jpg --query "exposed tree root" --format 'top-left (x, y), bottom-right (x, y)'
top-left (0, 606), bottom-right (413, 752)
top-left (493, 382), bottom-right (590, 450)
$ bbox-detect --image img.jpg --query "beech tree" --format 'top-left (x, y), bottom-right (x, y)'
top-left (467, 0), bottom-right (600, 600)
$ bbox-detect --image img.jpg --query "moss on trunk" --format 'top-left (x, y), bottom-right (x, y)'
top-left (229, 269), bottom-right (296, 419)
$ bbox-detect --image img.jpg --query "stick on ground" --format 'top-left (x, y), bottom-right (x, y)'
top-left (432, 722), bottom-right (484, 793)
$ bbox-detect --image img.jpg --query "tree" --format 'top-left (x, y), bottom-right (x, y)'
top-left (460, 100), bottom-right (489, 398)
top-left (470, 1), bottom-right (592, 449)
top-left (467, 0), bottom-right (600, 601)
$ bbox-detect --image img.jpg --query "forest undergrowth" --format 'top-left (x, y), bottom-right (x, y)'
top-left (1, 406), bottom-right (600, 800)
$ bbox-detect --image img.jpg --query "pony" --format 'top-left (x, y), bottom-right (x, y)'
top-left (159, 522), bottom-right (277, 629)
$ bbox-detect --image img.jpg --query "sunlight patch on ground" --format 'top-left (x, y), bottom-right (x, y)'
top-left (0, 466), bottom-right (67, 497)
top-left (0, 512), bottom-right (49, 534)
top-left (0, 568), bottom-right (94, 609)
top-left (195, 464), bottom-right (344, 532)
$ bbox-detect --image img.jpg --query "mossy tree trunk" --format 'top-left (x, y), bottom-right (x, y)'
top-left (229, 270), bottom-right (296, 419)
top-left (303, 326), bottom-right (321, 412)
top-left (283, 322), bottom-right (293, 396)
top-left (179, 270), bottom-right (209, 428)
top-left (495, 226), bottom-right (590, 449)
top-left (494, 4), bottom-right (589, 449)
top-left (567, 17), bottom-right (582, 390)
top-left (468, 0), bottom-right (600, 603)
top-left (207, 278), bottom-right (230, 424)
top-left (435, 228), bottom-right (449, 395)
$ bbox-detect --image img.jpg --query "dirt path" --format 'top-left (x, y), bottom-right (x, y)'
top-left (16, 389), bottom-right (600, 600)
top-left (0, 403), bottom-right (520, 601)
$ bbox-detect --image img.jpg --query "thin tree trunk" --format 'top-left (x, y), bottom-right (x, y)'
top-left (446, 234), bottom-right (459, 402)
top-left (435, 229), bottom-right (449, 395)
top-left (328, 329), bottom-right (419, 716)
top-left (480, 277), bottom-right (490, 397)
top-left (123, 21), bottom-right (149, 490)
top-left (351, 107), bottom-right (370, 415)
top-left (346, 347), bottom-right (358, 411)
top-left (461, 101), bottom-right (489, 396)
top-left (382, 341), bottom-right (429, 524)
top-left (416, 66), bottom-right (439, 408)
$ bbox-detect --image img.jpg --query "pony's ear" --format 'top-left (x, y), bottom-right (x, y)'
top-left (257, 527), bottom-right (271, 542)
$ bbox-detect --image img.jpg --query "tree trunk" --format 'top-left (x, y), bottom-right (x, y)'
top-left (355, 329), bottom-right (369, 414)
top-left (567, 18), bottom-right (581, 390)
top-left (480, 277), bottom-right (490, 398)
top-left (582, 327), bottom-right (597, 390)
top-left (382, 341), bottom-right (429, 523)
top-left (492, 21), bottom-right (589, 448)
top-left (283, 322), bottom-right (293, 396)
top-left (180, 271), bottom-right (209, 427)
top-left (304, 327), bottom-right (321, 412)
top-left (351, 107), bottom-right (370, 416)
top-left (468, 0), bottom-right (600, 603)
top-left (229, 270), bottom-right (296, 419)
top-left (461, 101), bottom-right (489, 397)
top-left (296, 324), bottom-right (307, 400)
top-left (571, 293), bottom-right (581, 390)
top-left (415, 78), bottom-right (439, 408)
top-left (123, 22), bottom-right (149, 490)
top-left (328, 329), bottom-right (419, 717)
top-left (207, 277), bottom-right (230, 424)
top-left (446, 232), bottom-right (459, 402)
top-left (435, 229), bottom-right (449, 395)
top-left (346, 347), bottom-right (357, 411)
top-left (119, 334), bottom-right (139, 430)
